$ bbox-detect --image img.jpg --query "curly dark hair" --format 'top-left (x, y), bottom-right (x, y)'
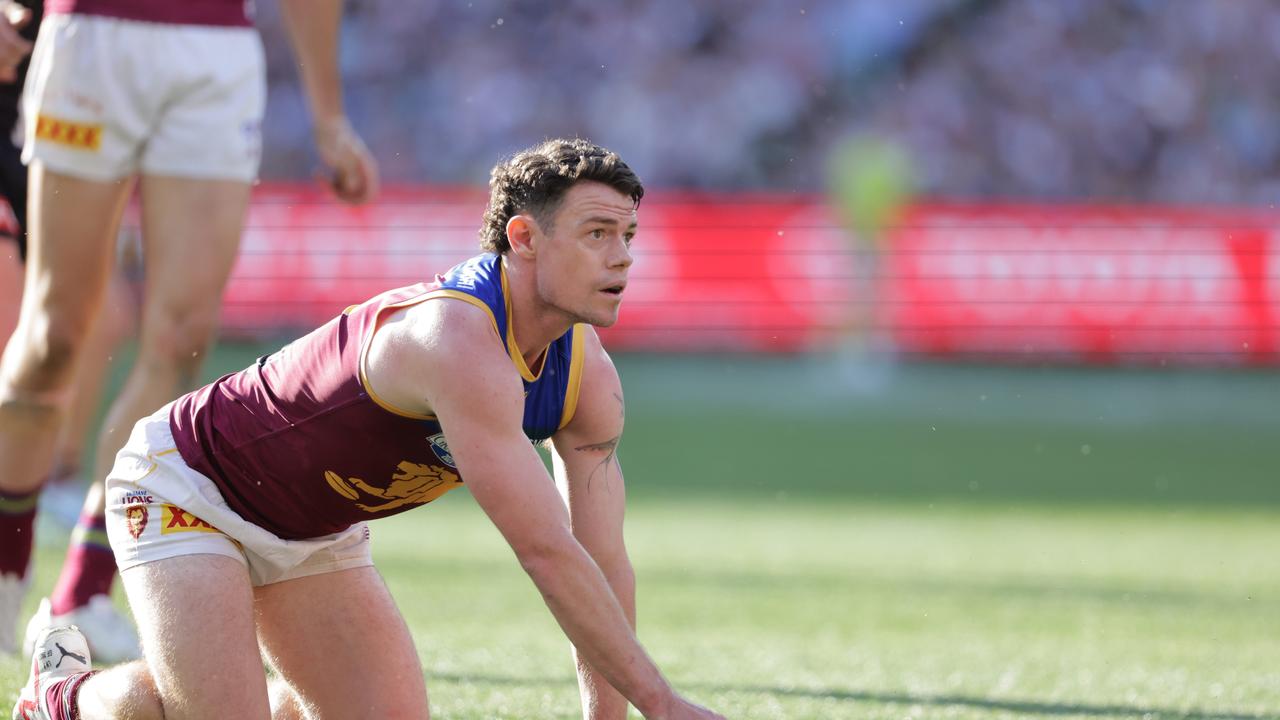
top-left (479, 138), bottom-right (644, 254)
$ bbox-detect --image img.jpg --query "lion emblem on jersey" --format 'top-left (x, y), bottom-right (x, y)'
top-left (324, 461), bottom-right (462, 512)
top-left (125, 505), bottom-right (148, 539)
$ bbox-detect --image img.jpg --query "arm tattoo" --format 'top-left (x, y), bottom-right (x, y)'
top-left (574, 435), bottom-right (620, 492)
top-left (572, 392), bottom-right (625, 491)
top-left (574, 437), bottom-right (620, 454)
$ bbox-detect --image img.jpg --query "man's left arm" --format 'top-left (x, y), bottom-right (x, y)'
top-left (552, 330), bottom-right (634, 720)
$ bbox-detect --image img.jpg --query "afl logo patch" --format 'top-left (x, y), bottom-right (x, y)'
top-left (428, 433), bottom-right (456, 468)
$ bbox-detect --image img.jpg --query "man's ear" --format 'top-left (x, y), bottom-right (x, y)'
top-left (506, 215), bottom-right (538, 259)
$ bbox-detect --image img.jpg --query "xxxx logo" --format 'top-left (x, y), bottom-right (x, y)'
top-left (160, 505), bottom-right (221, 535)
top-left (125, 505), bottom-right (148, 539)
top-left (34, 114), bottom-right (102, 151)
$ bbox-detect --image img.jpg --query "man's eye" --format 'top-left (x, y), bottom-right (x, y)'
top-left (591, 229), bottom-right (605, 239)
top-left (624, 233), bottom-right (635, 246)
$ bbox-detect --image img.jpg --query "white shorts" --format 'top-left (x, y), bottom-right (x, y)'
top-left (22, 14), bottom-right (265, 182)
top-left (105, 404), bottom-right (373, 587)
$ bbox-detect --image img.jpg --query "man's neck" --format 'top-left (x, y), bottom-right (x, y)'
top-left (502, 257), bottom-right (573, 369)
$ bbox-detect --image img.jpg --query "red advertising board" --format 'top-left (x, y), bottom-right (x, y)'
top-left (884, 203), bottom-right (1278, 364)
top-left (221, 185), bottom-right (1279, 364)
top-left (223, 185), bottom-right (856, 351)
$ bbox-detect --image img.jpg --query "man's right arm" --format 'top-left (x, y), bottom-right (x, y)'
top-left (277, 0), bottom-right (379, 203)
top-left (379, 299), bottom-right (706, 718)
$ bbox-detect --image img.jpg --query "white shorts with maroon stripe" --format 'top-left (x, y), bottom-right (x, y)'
top-left (22, 14), bottom-right (265, 182)
top-left (104, 404), bottom-right (373, 587)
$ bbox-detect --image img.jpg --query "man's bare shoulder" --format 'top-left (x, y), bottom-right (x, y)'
top-left (578, 326), bottom-right (621, 397)
top-left (364, 297), bottom-right (514, 417)
top-left (400, 296), bottom-right (499, 349)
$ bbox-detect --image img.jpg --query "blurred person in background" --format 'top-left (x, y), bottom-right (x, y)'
top-left (0, 0), bottom-right (38, 385)
top-left (0, 0), bottom-right (141, 662)
top-left (0, 0), bottom-right (379, 663)
top-left (31, 231), bottom-right (139, 530)
top-left (13, 138), bottom-right (724, 720)
top-left (0, 0), bottom-right (136, 525)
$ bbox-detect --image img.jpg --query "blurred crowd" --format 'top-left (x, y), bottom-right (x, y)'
top-left (255, 0), bottom-right (1280, 205)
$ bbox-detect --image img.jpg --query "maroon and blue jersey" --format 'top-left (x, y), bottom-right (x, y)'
top-left (47, 0), bottom-right (252, 27)
top-left (169, 254), bottom-right (586, 539)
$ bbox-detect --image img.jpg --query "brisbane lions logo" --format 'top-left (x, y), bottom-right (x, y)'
top-left (125, 505), bottom-right (148, 539)
top-left (325, 460), bottom-right (462, 513)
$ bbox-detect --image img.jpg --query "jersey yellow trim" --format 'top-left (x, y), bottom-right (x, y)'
top-left (558, 324), bottom-right (588, 430)
top-left (136, 447), bottom-right (180, 480)
top-left (357, 289), bottom-right (503, 421)
top-left (500, 264), bottom-right (546, 383)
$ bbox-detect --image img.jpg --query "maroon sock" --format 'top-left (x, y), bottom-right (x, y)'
top-left (44, 670), bottom-right (96, 720)
top-left (49, 512), bottom-right (116, 616)
top-left (0, 486), bottom-right (39, 579)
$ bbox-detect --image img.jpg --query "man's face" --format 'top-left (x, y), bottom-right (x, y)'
top-left (531, 180), bottom-right (636, 327)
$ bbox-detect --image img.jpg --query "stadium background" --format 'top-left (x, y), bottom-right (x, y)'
top-left (7, 1), bottom-right (1280, 718)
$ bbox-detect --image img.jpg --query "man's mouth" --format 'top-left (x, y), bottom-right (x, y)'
top-left (601, 283), bottom-right (626, 296)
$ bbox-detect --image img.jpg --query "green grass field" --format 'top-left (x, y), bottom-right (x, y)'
top-left (4, 345), bottom-right (1279, 719)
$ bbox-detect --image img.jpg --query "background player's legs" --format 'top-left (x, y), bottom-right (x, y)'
top-left (17, 266), bottom-right (141, 660)
top-left (0, 235), bottom-right (19, 341)
top-left (254, 566), bottom-right (431, 718)
top-left (50, 273), bottom-right (136, 488)
top-left (88, 176), bottom-right (250, 503)
top-left (33, 176), bottom-right (249, 660)
top-left (0, 164), bottom-right (131, 652)
top-left (0, 237), bottom-right (22, 654)
top-left (0, 165), bottom-right (130, 492)
top-left (39, 273), bottom-right (137, 525)
top-left (38, 274), bottom-right (138, 650)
